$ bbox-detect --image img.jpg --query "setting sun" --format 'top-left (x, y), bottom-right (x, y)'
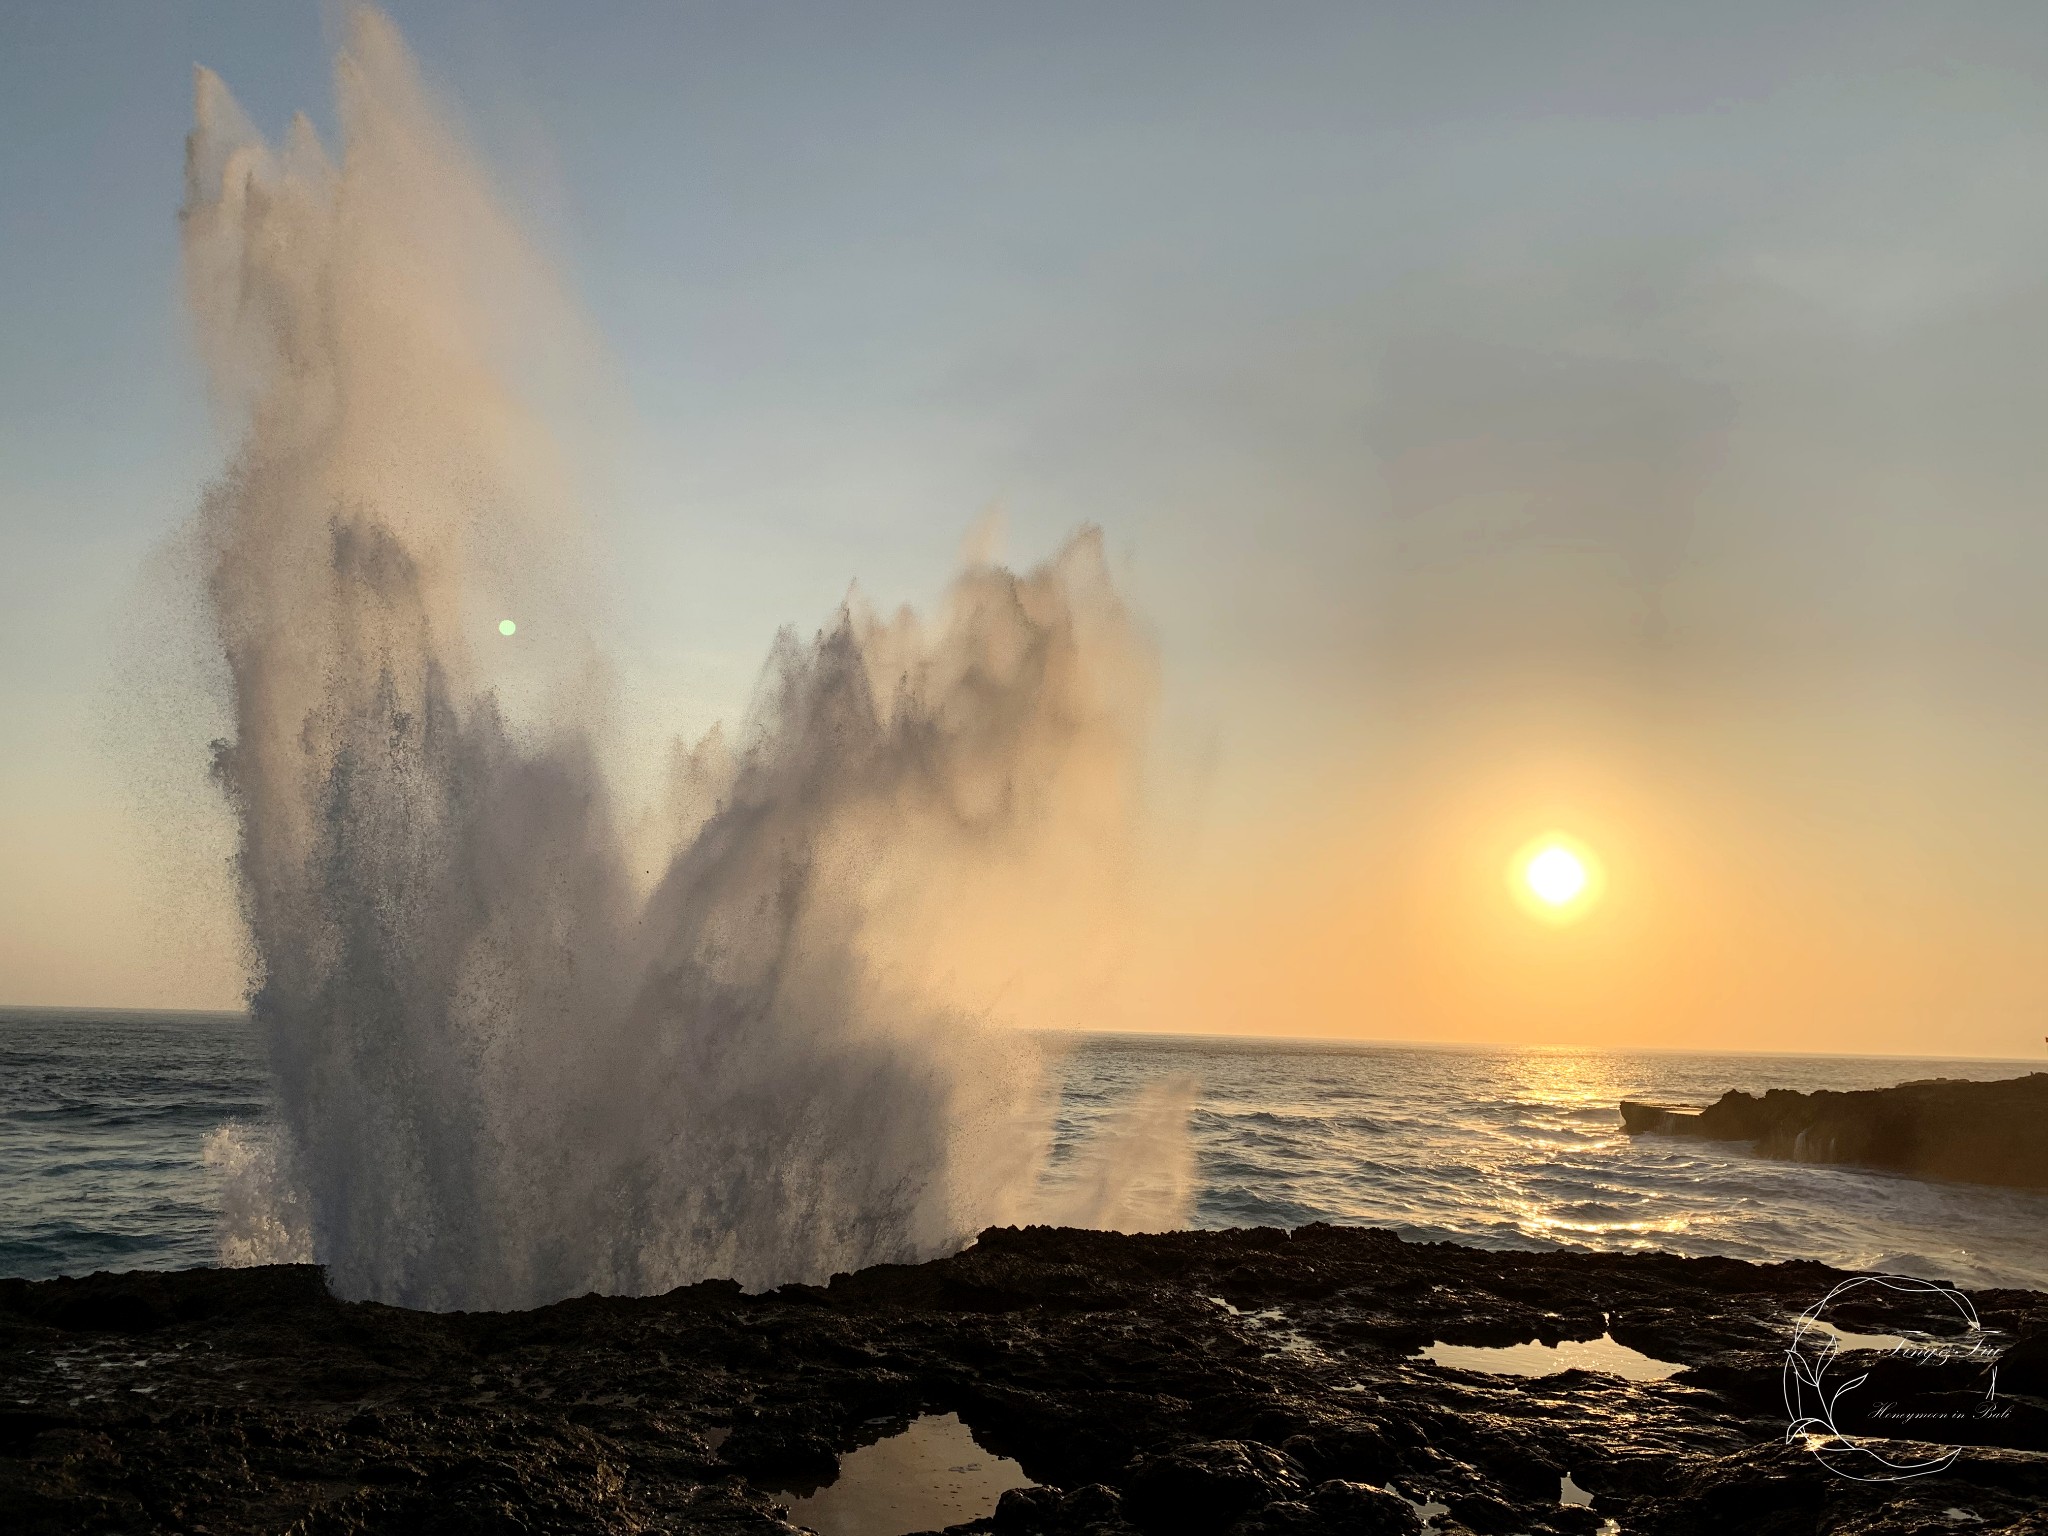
top-left (1511, 834), bottom-right (1604, 924)
top-left (1526, 846), bottom-right (1587, 905)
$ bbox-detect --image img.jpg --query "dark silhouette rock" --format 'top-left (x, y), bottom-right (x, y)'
top-left (2000, 1329), bottom-right (2048, 1397)
top-left (1, 1225), bottom-right (2044, 1534)
top-left (993, 1481), bottom-right (1141, 1535)
top-left (1125, 1439), bottom-right (1307, 1533)
top-left (1620, 1072), bottom-right (2048, 1188)
top-left (1231, 1478), bottom-right (1424, 1534)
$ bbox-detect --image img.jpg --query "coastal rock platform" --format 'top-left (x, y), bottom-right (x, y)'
top-left (4, 1225), bottom-right (2046, 1535)
top-left (1620, 1073), bottom-right (2048, 1189)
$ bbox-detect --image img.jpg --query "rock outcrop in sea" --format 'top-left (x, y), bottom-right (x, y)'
top-left (1619, 1072), bottom-right (2048, 1189)
top-left (4, 1225), bottom-right (2045, 1534)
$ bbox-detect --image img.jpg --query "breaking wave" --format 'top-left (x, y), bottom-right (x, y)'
top-left (183, 7), bottom-right (1185, 1310)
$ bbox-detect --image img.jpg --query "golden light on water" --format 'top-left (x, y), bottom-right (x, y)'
top-left (1510, 832), bottom-right (1603, 924)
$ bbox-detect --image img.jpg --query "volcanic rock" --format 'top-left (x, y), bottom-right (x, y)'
top-left (3, 1224), bottom-right (2045, 1534)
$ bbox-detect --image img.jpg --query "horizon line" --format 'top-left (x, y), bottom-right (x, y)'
top-left (2, 1004), bottom-right (2041, 1065)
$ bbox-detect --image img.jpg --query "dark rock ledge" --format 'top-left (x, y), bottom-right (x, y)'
top-left (1620, 1073), bottom-right (2048, 1189)
top-left (3, 1225), bottom-right (2045, 1535)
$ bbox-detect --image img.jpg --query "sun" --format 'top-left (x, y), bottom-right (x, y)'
top-left (1526, 846), bottom-right (1586, 905)
top-left (1510, 833), bottom-right (1603, 924)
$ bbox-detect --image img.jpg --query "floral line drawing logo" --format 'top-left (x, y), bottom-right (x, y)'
top-left (1783, 1273), bottom-right (2005, 1482)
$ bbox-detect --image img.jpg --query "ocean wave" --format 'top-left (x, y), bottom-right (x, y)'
top-left (11, 1018), bottom-right (2048, 1291)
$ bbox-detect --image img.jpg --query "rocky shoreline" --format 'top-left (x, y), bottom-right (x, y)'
top-left (4, 1225), bottom-right (2046, 1535)
top-left (1620, 1072), bottom-right (2048, 1189)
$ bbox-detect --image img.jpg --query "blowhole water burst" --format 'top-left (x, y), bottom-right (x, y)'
top-left (186, 7), bottom-right (1190, 1310)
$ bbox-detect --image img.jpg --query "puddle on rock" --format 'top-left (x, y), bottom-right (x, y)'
top-left (775, 1412), bottom-right (1035, 1536)
top-left (1412, 1331), bottom-right (1683, 1382)
top-left (1796, 1316), bottom-right (2001, 1359)
top-left (1204, 1297), bottom-right (1325, 1361)
top-left (1799, 1317), bottom-right (1919, 1353)
top-left (1560, 1471), bottom-right (1624, 1533)
top-left (1395, 1489), bottom-right (1451, 1528)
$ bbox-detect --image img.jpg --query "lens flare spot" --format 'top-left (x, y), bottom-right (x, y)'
top-left (498, 618), bottom-right (517, 636)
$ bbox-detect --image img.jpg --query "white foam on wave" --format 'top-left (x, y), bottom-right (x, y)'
top-left (199, 1122), bottom-right (310, 1268)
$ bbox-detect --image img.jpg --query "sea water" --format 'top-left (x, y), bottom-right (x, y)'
top-left (0, 1010), bottom-right (265, 1279)
top-left (3, 1008), bottom-right (2044, 1292)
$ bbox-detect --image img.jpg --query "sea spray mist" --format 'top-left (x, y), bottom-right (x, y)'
top-left (184, 7), bottom-right (1190, 1311)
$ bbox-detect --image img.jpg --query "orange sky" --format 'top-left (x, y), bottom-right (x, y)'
top-left (1101, 685), bottom-right (2048, 1059)
top-left (9, 660), bottom-right (2048, 1062)
top-left (10, 8), bottom-right (2048, 1066)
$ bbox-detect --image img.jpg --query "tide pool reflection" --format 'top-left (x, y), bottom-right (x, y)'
top-left (1413, 1332), bottom-right (1683, 1382)
top-left (776, 1413), bottom-right (1034, 1536)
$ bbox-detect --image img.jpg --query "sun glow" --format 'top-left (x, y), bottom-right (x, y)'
top-left (1511, 834), bottom-right (1603, 924)
top-left (1527, 846), bottom-right (1587, 905)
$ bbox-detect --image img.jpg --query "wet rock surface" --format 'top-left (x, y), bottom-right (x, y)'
top-left (3, 1225), bottom-right (2045, 1534)
top-left (1620, 1072), bottom-right (2048, 1189)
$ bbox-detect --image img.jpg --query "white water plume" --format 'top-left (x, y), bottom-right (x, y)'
top-left (184, 8), bottom-right (1185, 1310)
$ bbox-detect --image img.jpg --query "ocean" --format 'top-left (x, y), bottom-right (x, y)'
top-left (4, 1008), bottom-right (2045, 1293)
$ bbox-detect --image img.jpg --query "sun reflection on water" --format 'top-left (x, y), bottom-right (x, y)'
top-left (1057, 1036), bottom-right (2048, 1291)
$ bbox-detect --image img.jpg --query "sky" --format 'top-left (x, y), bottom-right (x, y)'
top-left (6, 2), bottom-right (2048, 1057)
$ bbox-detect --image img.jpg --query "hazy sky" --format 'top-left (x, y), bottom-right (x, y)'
top-left (7, 3), bottom-right (2048, 1057)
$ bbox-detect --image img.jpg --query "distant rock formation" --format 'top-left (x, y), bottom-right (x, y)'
top-left (1620, 1073), bottom-right (2048, 1189)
